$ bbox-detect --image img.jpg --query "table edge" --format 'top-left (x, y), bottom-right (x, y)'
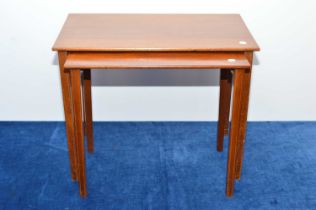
top-left (52, 48), bottom-right (260, 52)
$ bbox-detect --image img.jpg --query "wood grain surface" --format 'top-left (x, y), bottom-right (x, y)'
top-left (53, 14), bottom-right (260, 52)
top-left (64, 52), bottom-right (250, 69)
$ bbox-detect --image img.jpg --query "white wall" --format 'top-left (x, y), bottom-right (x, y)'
top-left (0, 0), bottom-right (316, 121)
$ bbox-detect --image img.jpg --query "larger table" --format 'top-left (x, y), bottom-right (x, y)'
top-left (52, 14), bottom-right (260, 197)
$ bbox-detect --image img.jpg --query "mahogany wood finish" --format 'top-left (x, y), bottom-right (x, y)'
top-left (58, 51), bottom-right (77, 181)
top-left (217, 69), bottom-right (233, 152)
top-left (53, 14), bottom-right (259, 198)
top-left (70, 70), bottom-right (87, 197)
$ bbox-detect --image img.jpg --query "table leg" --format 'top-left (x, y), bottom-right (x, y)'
top-left (82, 70), bottom-right (94, 153)
top-left (235, 53), bottom-right (253, 180)
top-left (226, 69), bottom-right (246, 197)
top-left (70, 69), bottom-right (87, 197)
top-left (58, 52), bottom-right (77, 181)
top-left (217, 69), bottom-right (232, 152)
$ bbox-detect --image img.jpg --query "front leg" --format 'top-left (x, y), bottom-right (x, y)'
top-left (58, 51), bottom-right (77, 181)
top-left (235, 53), bottom-right (253, 179)
top-left (226, 69), bottom-right (246, 197)
top-left (70, 69), bottom-right (87, 197)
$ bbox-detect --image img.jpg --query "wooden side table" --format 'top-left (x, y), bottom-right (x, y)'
top-left (52, 14), bottom-right (260, 197)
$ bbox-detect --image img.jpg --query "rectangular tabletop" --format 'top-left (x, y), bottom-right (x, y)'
top-left (64, 52), bottom-right (250, 69)
top-left (52, 14), bottom-right (260, 52)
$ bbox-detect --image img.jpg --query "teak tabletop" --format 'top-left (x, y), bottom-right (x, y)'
top-left (53, 14), bottom-right (259, 52)
top-left (53, 14), bottom-right (260, 198)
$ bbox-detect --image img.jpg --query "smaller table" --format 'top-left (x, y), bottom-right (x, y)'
top-left (53, 14), bottom-right (260, 197)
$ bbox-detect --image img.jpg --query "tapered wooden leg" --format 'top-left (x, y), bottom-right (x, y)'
top-left (58, 52), bottom-right (77, 181)
top-left (235, 53), bottom-right (253, 180)
top-left (217, 69), bottom-right (232, 152)
top-left (82, 70), bottom-right (94, 153)
top-left (226, 69), bottom-right (245, 197)
top-left (70, 69), bottom-right (87, 197)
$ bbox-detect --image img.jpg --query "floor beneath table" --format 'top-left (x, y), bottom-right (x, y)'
top-left (0, 122), bottom-right (316, 210)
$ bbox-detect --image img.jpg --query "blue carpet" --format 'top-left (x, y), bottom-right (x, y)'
top-left (0, 122), bottom-right (316, 210)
